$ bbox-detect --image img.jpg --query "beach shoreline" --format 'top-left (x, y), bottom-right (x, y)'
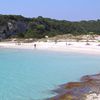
top-left (0, 41), bottom-right (100, 55)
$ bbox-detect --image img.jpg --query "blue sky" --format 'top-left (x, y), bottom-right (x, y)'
top-left (0, 0), bottom-right (100, 21)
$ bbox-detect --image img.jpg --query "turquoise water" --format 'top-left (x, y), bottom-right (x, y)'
top-left (0, 49), bottom-right (100, 100)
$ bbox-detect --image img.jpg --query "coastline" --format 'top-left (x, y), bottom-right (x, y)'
top-left (0, 41), bottom-right (100, 100)
top-left (0, 41), bottom-right (100, 55)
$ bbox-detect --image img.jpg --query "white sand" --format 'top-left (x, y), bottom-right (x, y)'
top-left (0, 41), bottom-right (100, 55)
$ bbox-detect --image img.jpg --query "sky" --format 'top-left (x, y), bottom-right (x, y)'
top-left (0, 0), bottom-right (100, 21)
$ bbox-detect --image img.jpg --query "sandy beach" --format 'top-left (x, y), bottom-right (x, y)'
top-left (0, 41), bottom-right (100, 55)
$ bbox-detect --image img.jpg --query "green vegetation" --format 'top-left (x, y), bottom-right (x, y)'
top-left (0, 15), bottom-right (100, 39)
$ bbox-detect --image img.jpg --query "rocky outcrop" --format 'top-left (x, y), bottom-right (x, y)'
top-left (0, 15), bottom-right (28, 39)
top-left (49, 74), bottom-right (100, 100)
top-left (0, 21), bottom-right (27, 39)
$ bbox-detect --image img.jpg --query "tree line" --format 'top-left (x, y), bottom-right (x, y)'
top-left (0, 15), bottom-right (100, 39)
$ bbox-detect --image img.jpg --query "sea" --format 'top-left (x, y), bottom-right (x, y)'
top-left (0, 48), bottom-right (100, 100)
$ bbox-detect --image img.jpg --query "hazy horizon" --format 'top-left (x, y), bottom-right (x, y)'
top-left (0, 0), bottom-right (100, 21)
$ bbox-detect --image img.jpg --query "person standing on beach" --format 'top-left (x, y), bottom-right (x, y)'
top-left (66, 42), bottom-right (67, 46)
top-left (34, 44), bottom-right (36, 48)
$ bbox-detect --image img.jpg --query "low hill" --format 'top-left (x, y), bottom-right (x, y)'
top-left (0, 15), bottom-right (100, 39)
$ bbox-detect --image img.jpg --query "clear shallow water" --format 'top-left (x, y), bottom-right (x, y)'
top-left (0, 49), bottom-right (100, 100)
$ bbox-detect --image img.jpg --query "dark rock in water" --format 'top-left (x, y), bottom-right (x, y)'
top-left (48, 74), bottom-right (100, 100)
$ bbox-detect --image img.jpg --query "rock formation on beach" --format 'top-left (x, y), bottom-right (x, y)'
top-left (49, 74), bottom-right (100, 100)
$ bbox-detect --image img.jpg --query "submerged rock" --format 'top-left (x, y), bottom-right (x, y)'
top-left (49, 74), bottom-right (100, 100)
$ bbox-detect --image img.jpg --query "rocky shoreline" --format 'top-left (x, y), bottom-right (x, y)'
top-left (48, 74), bottom-right (100, 100)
